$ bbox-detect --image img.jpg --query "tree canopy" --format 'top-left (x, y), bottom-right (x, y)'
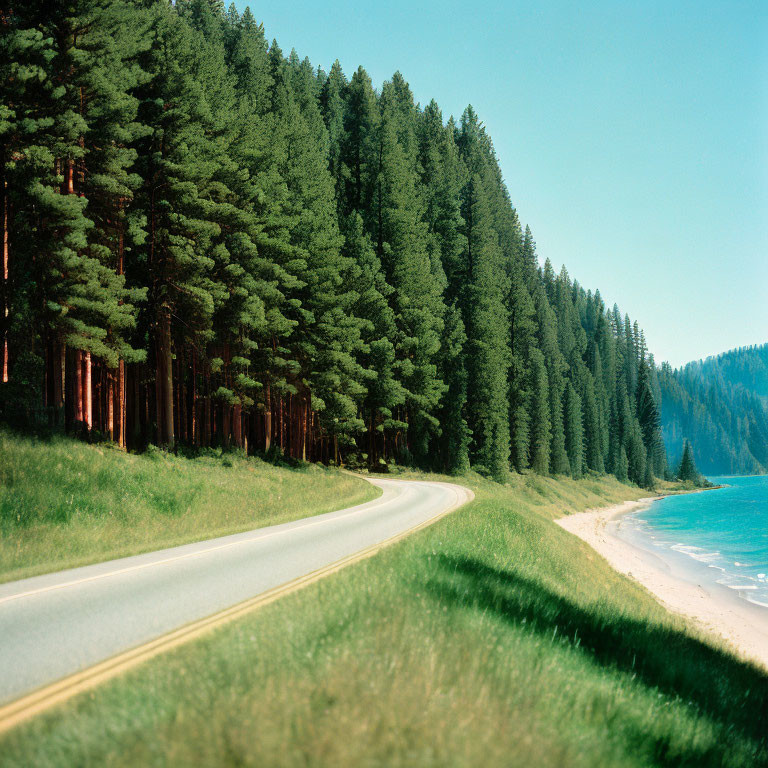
top-left (0, 0), bottom-right (669, 487)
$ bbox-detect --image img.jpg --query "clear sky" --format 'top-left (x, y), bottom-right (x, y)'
top-left (234, 0), bottom-right (767, 368)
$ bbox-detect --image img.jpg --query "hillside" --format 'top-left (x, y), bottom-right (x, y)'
top-left (659, 344), bottom-right (768, 475)
top-left (0, 430), bottom-right (377, 583)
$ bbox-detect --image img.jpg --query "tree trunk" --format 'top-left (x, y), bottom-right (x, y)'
top-left (370, 408), bottom-right (378, 468)
top-left (66, 158), bottom-right (74, 195)
top-left (204, 368), bottom-right (212, 447)
top-left (222, 403), bottom-right (231, 449)
top-left (1, 174), bottom-right (8, 384)
top-left (117, 359), bottom-right (126, 449)
top-left (107, 367), bottom-right (115, 442)
top-left (191, 349), bottom-right (198, 446)
top-left (74, 349), bottom-right (84, 427)
top-left (143, 363), bottom-right (151, 447)
top-left (175, 354), bottom-right (183, 444)
top-left (233, 402), bottom-right (242, 449)
top-left (46, 337), bottom-right (64, 426)
top-left (83, 351), bottom-right (92, 433)
top-left (155, 307), bottom-right (174, 448)
top-left (264, 382), bottom-right (272, 453)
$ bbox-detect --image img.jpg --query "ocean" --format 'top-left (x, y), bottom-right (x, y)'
top-left (621, 475), bottom-right (768, 610)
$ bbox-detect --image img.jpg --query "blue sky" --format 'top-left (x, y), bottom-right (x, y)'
top-left (234, 0), bottom-right (767, 367)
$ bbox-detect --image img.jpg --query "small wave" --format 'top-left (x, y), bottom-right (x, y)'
top-left (746, 596), bottom-right (768, 609)
top-left (671, 544), bottom-right (707, 553)
top-left (671, 544), bottom-right (722, 563)
top-left (722, 584), bottom-right (758, 590)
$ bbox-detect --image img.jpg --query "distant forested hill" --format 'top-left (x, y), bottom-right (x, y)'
top-left (659, 344), bottom-right (768, 475)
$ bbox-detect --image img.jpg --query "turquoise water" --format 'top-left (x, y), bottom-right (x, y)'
top-left (627, 476), bottom-right (768, 609)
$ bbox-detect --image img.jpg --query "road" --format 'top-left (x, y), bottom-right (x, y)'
top-left (0, 477), bottom-right (472, 709)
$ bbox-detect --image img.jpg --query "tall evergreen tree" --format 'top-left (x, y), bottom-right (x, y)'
top-left (564, 380), bottom-right (585, 477)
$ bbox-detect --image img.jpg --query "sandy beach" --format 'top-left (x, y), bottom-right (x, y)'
top-left (557, 497), bottom-right (768, 671)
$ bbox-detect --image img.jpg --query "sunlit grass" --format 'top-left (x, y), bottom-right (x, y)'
top-left (3, 469), bottom-right (765, 767)
top-left (0, 429), bottom-right (378, 583)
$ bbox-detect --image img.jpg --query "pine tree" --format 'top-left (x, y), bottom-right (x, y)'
top-left (564, 380), bottom-right (584, 477)
top-left (508, 264), bottom-right (537, 471)
top-left (131, 4), bottom-right (233, 446)
top-left (456, 107), bottom-right (511, 480)
top-left (264, 42), bottom-right (367, 459)
top-left (1, 0), bottom-right (148, 436)
top-left (636, 351), bottom-right (662, 477)
top-left (529, 347), bottom-right (551, 473)
top-left (369, 78), bottom-right (446, 464)
top-left (417, 100), bottom-right (469, 469)
top-left (0, 7), bottom-right (57, 420)
top-left (677, 439), bottom-right (700, 484)
top-left (344, 212), bottom-right (405, 467)
top-left (533, 284), bottom-right (569, 473)
top-left (437, 302), bottom-right (471, 473)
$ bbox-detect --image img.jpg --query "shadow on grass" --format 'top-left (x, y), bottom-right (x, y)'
top-left (426, 554), bottom-right (768, 765)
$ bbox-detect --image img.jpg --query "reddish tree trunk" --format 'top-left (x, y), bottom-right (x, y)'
top-left (117, 360), bottom-right (126, 448)
top-left (93, 361), bottom-right (102, 434)
top-left (107, 368), bottom-right (115, 441)
top-left (66, 158), bottom-right (74, 195)
top-left (264, 382), bottom-right (272, 453)
top-left (83, 351), bottom-right (92, 432)
top-left (74, 349), bottom-right (84, 426)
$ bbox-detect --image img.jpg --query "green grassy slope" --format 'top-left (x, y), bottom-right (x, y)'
top-left (3, 471), bottom-right (765, 767)
top-left (0, 430), bottom-right (378, 583)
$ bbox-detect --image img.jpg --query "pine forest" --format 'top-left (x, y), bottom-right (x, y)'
top-left (659, 344), bottom-right (768, 475)
top-left (0, 0), bottom-right (669, 486)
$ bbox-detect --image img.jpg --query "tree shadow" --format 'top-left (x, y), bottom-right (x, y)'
top-left (425, 554), bottom-right (768, 759)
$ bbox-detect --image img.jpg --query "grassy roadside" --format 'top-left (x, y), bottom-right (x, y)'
top-left (0, 430), bottom-right (379, 583)
top-left (3, 471), bottom-right (766, 767)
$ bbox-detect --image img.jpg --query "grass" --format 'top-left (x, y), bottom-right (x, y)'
top-left (2, 468), bottom-right (766, 767)
top-left (0, 429), bottom-right (378, 583)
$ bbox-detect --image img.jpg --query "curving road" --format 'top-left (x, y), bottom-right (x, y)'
top-left (0, 477), bottom-right (472, 708)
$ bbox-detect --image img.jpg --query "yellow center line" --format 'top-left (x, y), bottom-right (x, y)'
top-left (0, 484), bottom-right (473, 736)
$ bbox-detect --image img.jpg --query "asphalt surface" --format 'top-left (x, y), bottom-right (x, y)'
top-left (0, 477), bottom-right (471, 705)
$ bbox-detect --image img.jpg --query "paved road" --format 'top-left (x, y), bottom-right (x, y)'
top-left (0, 477), bottom-right (471, 705)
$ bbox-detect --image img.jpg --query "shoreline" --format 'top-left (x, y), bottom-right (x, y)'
top-left (557, 494), bottom-right (768, 671)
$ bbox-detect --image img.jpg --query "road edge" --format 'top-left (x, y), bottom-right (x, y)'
top-left (0, 478), bottom-right (473, 737)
